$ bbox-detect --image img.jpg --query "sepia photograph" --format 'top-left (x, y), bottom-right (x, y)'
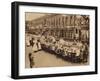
top-left (25, 12), bottom-right (90, 68)
top-left (11, 2), bottom-right (97, 79)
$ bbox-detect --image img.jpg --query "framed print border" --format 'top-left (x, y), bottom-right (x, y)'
top-left (11, 1), bottom-right (98, 79)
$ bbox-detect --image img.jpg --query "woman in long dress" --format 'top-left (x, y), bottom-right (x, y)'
top-left (37, 39), bottom-right (41, 51)
top-left (32, 38), bottom-right (38, 52)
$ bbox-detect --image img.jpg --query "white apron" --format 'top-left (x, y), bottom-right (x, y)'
top-left (32, 40), bottom-right (38, 52)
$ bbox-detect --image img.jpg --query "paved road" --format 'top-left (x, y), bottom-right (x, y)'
top-left (25, 46), bottom-right (88, 68)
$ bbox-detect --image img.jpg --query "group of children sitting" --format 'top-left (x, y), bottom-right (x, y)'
top-left (26, 34), bottom-right (89, 68)
top-left (40, 35), bottom-right (88, 63)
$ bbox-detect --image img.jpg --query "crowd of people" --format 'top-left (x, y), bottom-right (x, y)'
top-left (26, 33), bottom-right (89, 66)
top-left (40, 35), bottom-right (89, 63)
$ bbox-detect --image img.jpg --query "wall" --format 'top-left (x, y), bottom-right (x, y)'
top-left (0, 0), bottom-right (99, 81)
